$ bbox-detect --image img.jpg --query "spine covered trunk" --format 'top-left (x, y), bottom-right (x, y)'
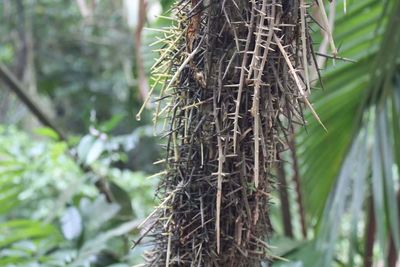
top-left (141, 0), bottom-right (322, 266)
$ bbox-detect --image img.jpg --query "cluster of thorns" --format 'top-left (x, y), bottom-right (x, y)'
top-left (136, 0), bottom-right (334, 266)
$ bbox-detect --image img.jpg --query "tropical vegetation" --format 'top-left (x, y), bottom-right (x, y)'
top-left (0, 0), bottom-right (399, 266)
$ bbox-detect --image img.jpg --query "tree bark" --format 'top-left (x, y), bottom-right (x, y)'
top-left (144, 0), bottom-right (320, 265)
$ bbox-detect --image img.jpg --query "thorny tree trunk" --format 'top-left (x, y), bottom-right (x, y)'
top-left (139, 0), bottom-right (326, 266)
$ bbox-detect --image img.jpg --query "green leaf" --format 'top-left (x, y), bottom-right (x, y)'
top-left (0, 220), bottom-right (60, 248)
top-left (77, 135), bottom-right (95, 162)
top-left (99, 114), bottom-right (125, 133)
top-left (79, 196), bottom-right (120, 232)
top-left (34, 127), bottom-right (59, 140)
top-left (85, 138), bottom-right (105, 165)
top-left (60, 206), bottom-right (83, 240)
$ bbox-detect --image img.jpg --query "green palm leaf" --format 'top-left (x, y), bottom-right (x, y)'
top-left (287, 0), bottom-right (400, 265)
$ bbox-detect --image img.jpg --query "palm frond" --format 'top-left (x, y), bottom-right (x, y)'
top-left (286, 0), bottom-right (400, 265)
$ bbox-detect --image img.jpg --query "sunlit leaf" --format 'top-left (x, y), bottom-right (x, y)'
top-left (85, 138), bottom-right (105, 165)
top-left (60, 206), bottom-right (83, 240)
top-left (34, 127), bottom-right (59, 140)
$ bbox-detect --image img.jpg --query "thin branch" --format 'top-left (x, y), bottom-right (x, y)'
top-left (232, 0), bottom-right (255, 154)
top-left (0, 63), bottom-right (66, 141)
top-left (135, 0), bottom-right (150, 106)
top-left (316, 0), bottom-right (337, 56)
top-left (300, 0), bottom-right (310, 93)
top-left (0, 63), bottom-right (115, 202)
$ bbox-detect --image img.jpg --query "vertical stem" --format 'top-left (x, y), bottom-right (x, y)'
top-left (214, 54), bottom-right (226, 255)
top-left (232, 0), bottom-right (255, 153)
top-left (364, 197), bottom-right (376, 267)
top-left (251, 0), bottom-right (268, 189)
top-left (15, 0), bottom-right (27, 80)
top-left (387, 190), bottom-right (400, 266)
top-left (277, 161), bottom-right (293, 238)
top-left (289, 136), bottom-right (307, 238)
top-left (300, 0), bottom-right (310, 93)
top-left (135, 0), bottom-right (150, 104)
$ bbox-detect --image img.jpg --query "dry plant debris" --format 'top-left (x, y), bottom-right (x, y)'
top-left (137, 0), bottom-right (331, 266)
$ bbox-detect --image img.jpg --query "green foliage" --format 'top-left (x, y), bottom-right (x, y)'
top-left (0, 0), bottom-right (170, 134)
top-left (0, 126), bottom-right (156, 266)
top-left (273, 0), bottom-right (400, 266)
top-left (1, 0), bottom-right (399, 266)
top-left (0, 0), bottom-right (171, 266)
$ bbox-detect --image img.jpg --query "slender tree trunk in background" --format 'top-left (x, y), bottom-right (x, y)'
top-left (142, 0), bottom-right (322, 265)
top-left (277, 158), bottom-right (293, 238)
top-left (364, 198), bottom-right (376, 267)
top-left (0, 0), bottom-right (27, 123)
top-left (22, 0), bottom-right (42, 130)
top-left (15, 0), bottom-right (27, 80)
top-left (14, 0), bottom-right (55, 128)
top-left (387, 190), bottom-right (400, 266)
top-left (289, 135), bottom-right (307, 238)
top-left (134, 0), bottom-right (150, 105)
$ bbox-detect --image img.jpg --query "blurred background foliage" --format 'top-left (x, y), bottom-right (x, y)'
top-left (0, 0), bottom-right (168, 266)
top-left (0, 0), bottom-right (399, 266)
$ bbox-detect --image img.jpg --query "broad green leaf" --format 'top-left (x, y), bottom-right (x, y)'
top-left (34, 127), bottom-right (59, 140)
top-left (0, 220), bottom-right (60, 248)
top-left (77, 135), bottom-right (95, 162)
top-left (99, 114), bottom-right (125, 133)
top-left (79, 195), bottom-right (120, 232)
top-left (60, 206), bottom-right (83, 240)
top-left (85, 138), bottom-right (105, 165)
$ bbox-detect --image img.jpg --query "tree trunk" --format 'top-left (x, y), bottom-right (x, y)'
top-left (144, 0), bottom-right (320, 265)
